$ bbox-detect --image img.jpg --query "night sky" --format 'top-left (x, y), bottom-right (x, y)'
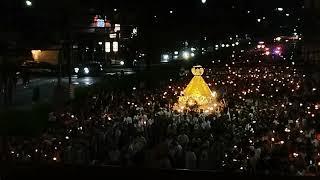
top-left (0, 0), bottom-right (304, 50)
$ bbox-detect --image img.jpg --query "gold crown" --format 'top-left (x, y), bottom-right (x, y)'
top-left (191, 65), bottom-right (204, 76)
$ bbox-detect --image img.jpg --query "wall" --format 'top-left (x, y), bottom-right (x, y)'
top-left (32, 50), bottom-right (59, 65)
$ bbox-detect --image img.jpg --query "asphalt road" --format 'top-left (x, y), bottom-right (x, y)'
top-left (11, 76), bottom-right (99, 109)
top-left (7, 69), bottom-right (135, 109)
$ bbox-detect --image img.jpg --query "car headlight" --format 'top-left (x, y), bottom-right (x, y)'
top-left (74, 68), bottom-right (79, 73)
top-left (84, 67), bottom-right (89, 74)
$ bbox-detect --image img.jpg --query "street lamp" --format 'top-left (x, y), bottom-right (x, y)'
top-left (25, 0), bottom-right (32, 6)
top-left (201, 0), bottom-right (206, 4)
top-left (182, 51), bottom-right (190, 60)
top-left (163, 54), bottom-right (169, 61)
top-left (277, 8), bottom-right (283, 12)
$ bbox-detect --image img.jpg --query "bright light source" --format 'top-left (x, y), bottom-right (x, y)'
top-left (84, 67), bottom-right (90, 74)
top-left (105, 42), bottom-right (111, 52)
top-left (74, 68), bottom-right (79, 73)
top-left (174, 51), bottom-right (179, 55)
top-left (191, 47), bottom-right (196, 52)
top-left (201, 0), bottom-right (206, 4)
top-left (25, 0), bottom-right (32, 6)
top-left (31, 50), bottom-right (41, 60)
top-left (221, 44), bottom-right (225, 48)
top-left (257, 18), bottom-right (261, 22)
top-left (191, 53), bottom-right (195, 57)
top-left (96, 19), bottom-right (105, 27)
top-left (169, 10), bottom-right (173, 14)
top-left (173, 55), bottom-right (178, 59)
top-left (110, 33), bottom-right (116, 38)
top-left (286, 13), bottom-right (290, 17)
top-left (132, 27), bottom-right (138, 37)
top-left (120, 61), bottom-right (125, 66)
top-left (98, 42), bottom-right (103, 45)
top-left (275, 37), bottom-right (282, 41)
top-left (182, 51), bottom-right (190, 60)
top-left (163, 54), bottom-right (169, 61)
top-left (113, 42), bottom-right (119, 52)
top-left (226, 44), bottom-right (230, 47)
top-left (277, 8), bottom-right (283, 11)
top-left (115, 24), bottom-right (121, 32)
top-left (235, 42), bottom-right (239, 45)
top-left (114, 8), bottom-right (117, 12)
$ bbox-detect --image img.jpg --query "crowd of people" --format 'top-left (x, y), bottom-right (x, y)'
top-left (2, 50), bottom-right (320, 175)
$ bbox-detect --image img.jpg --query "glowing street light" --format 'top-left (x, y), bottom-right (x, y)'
top-left (162, 54), bottom-right (169, 62)
top-left (201, 0), bottom-right (206, 4)
top-left (275, 37), bottom-right (282, 41)
top-left (277, 8), bottom-right (284, 11)
top-left (182, 51), bottom-right (190, 60)
top-left (120, 61), bottom-right (125, 66)
top-left (25, 0), bottom-right (32, 6)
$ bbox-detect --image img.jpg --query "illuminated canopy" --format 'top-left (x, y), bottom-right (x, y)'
top-left (174, 65), bottom-right (221, 113)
